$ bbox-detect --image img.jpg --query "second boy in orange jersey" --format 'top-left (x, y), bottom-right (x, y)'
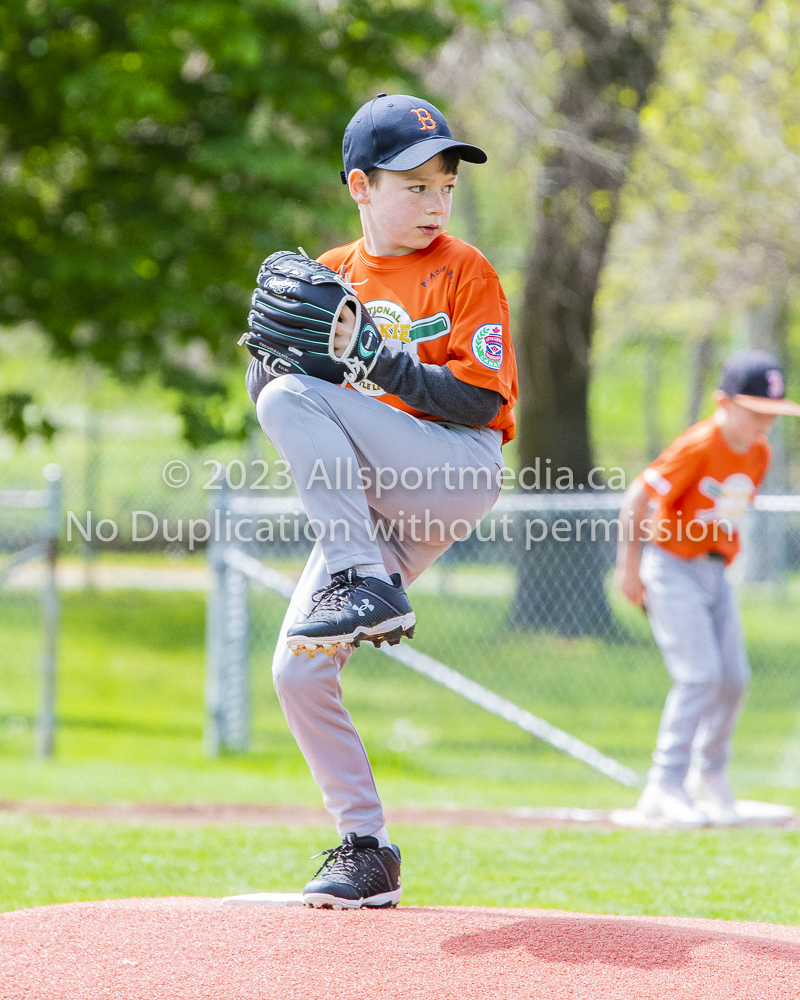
top-left (615, 350), bottom-right (800, 826)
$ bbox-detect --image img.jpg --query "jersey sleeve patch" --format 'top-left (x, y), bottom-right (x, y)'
top-left (642, 466), bottom-right (672, 496)
top-left (471, 324), bottom-right (503, 370)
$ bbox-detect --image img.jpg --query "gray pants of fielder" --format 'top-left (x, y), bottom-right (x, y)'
top-left (256, 375), bottom-right (503, 836)
top-left (639, 544), bottom-right (750, 786)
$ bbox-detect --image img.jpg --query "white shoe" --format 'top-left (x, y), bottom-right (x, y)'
top-left (687, 770), bottom-right (741, 825)
top-left (637, 782), bottom-right (708, 827)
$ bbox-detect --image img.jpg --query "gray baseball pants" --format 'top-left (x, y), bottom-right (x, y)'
top-left (639, 544), bottom-right (750, 786)
top-left (256, 375), bottom-right (503, 835)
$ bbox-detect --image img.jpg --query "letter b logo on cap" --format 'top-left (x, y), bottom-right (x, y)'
top-left (410, 108), bottom-right (437, 131)
top-left (766, 369), bottom-right (784, 398)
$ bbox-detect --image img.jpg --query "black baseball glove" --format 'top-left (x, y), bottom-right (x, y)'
top-left (239, 250), bottom-right (383, 385)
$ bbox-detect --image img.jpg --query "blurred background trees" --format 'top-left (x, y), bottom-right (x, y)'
top-left (431, 0), bottom-right (800, 631)
top-left (435, 0), bottom-right (800, 480)
top-left (3, 0), bottom-right (800, 476)
top-left (514, 0), bottom-right (672, 486)
top-left (0, 0), bottom-right (453, 444)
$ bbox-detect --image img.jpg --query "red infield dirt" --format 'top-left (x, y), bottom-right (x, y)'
top-left (1, 897), bottom-right (798, 999)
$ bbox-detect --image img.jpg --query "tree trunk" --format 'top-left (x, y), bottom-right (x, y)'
top-left (508, 510), bottom-right (622, 638)
top-left (686, 332), bottom-right (715, 427)
top-left (517, 0), bottom-right (672, 478)
top-left (512, 0), bottom-right (672, 634)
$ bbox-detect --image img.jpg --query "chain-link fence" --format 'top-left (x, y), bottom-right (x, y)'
top-left (0, 343), bottom-right (281, 561)
top-left (3, 337), bottom-right (800, 792)
top-left (204, 490), bottom-right (800, 792)
top-left (0, 465), bottom-right (61, 757)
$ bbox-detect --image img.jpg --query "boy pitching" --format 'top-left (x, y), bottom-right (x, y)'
top-left (615, 350), bottom-right (800, 825)
top-left (246, 95), bottom-right (518, 905)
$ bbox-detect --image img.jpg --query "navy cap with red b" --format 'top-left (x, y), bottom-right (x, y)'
top-left (719, 349), bottom-right (800, 416)
top-left (340, 94), bottom-right (487, 184)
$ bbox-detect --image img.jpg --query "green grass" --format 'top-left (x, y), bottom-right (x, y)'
top-left (1, 814), bottom-right (799, 924)
top-left (2, 579), bottom-right (800, 920)
top-left (250, 578), bottom-right (800, 789)
top-left (2, 580), bottom-right (800, 807)
top-left (0, 585), bottom-right (641, 810)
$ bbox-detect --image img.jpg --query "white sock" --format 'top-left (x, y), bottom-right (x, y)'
top-left (354, 563), bottom-right (392, 585)
top-left (371, 825), bottom-right (392, 848)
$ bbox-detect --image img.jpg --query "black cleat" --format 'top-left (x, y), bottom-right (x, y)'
top-left (302, 832), bottom-right (402, 910)
top-left (287, 569), bottom-right (415, 657)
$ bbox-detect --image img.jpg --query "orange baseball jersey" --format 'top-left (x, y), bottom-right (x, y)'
top-left (640, 416), bottom-right (771, 563)
top-left (318, 231), bottom-right (518, 443)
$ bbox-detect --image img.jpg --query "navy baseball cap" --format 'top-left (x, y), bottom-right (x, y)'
top-left (719, 349), bottom-right (800, 415)
top-left (340, 94), bottom-right (487, 184)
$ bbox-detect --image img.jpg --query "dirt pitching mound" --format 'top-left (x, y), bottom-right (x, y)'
top-left (1, 897), bottom-right (798, 999)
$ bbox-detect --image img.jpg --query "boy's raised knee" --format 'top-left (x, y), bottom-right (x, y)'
top-left (255, 374), bottom-right (295, 428)
top-left (256, 373), bottom-right (332, 434)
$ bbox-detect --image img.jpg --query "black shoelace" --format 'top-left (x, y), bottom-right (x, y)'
top-left (310, 840), bottom-right (365, 880)
top-left (310, 569), bottom-right (360, 613)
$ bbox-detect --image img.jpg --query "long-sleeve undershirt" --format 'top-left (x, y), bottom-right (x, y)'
top-left (245, 349), bottom-right (502, 427)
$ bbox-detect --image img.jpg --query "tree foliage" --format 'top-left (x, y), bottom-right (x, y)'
top-left (437, 0), bottom-right (800, 475)
top-left (0, 0), bottom-right (453, 444)
top-left (600, 0), bottom-right (800, 338)
top-left (428, 0), bottom-right (673, 478)
top-left (513, 0), bottom-right (672, 483)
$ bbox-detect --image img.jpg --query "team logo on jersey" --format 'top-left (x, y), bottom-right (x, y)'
top-left (369, 300), bottom-right (413, 346)
top-left (696, 473), bottom-right (756, 527)
top-left (472, 324), bottom-right (503, 370)
top-left (355, 299), bottom-right (453, 396)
